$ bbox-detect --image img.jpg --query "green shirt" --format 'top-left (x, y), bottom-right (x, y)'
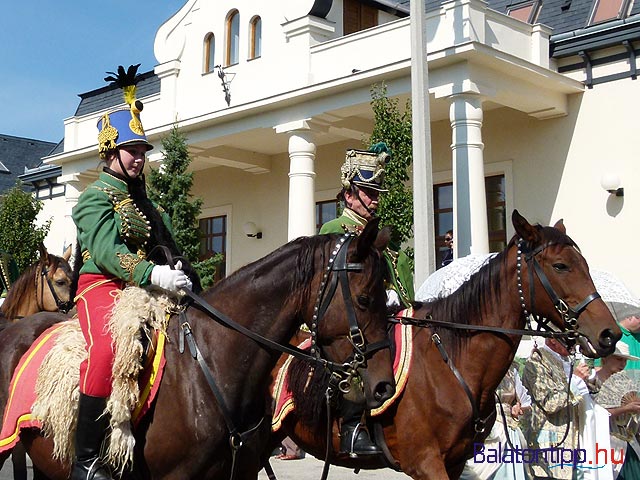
top-left (72, 171), bottom-right (174, 287)
top-left (619, 324), bottom-right (640, 370)
top-left (319, 208), bottom-right (414, 307)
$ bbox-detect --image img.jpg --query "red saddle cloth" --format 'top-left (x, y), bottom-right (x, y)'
top-left (0, 322), bottom-right (167, 453)
top-left (271, 308), bottom-right (414, 431)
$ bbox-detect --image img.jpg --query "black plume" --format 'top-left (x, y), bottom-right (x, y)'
top-left (104, 64), bottom-right (142, 88)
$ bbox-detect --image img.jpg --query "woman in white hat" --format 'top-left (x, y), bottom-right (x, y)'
top-left (594, 342), bottom-right (640, 479)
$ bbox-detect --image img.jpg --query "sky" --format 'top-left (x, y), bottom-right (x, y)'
top-left (1, 1), bottom-right (187, 143)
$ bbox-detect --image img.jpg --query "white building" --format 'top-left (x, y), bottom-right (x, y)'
top-left (34, 0), bottom-right (640, 296)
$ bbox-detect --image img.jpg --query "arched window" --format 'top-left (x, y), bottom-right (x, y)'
top-left (225, 9), bottom-right (240, 66)
top-left (204, 33), bottom-right (216, 73)
top-left (249, 16), bottom-right (262, 60)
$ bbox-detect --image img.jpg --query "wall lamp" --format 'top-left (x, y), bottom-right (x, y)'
top-left (243, 221), bottom-right (262, 239)
top-left (600, 173), bottom-right (624, 197)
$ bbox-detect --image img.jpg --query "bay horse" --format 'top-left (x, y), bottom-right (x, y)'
top-left (0, 244), bottom-right (74, 322)
top-left (272, 210), bottom-right (621, 480)
top-left (0, 220), bottom-right (395, 479)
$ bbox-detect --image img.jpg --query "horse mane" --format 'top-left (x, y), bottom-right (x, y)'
top-left (1, 254), bottom-right (71, 320)
top-left (421, 224), bottom-right (577, 362)
top-left (288, 356), bottom-right (331, 426)
top-left (209, 234), bottom-right (331, 315)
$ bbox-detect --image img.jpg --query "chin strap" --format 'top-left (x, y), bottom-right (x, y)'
top-left (114, 149), bottom-right (145, 181)
top-left (351, 185), bottom-right (377, 219)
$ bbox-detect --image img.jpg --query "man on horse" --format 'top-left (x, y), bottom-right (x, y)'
top-left (71, 65), bottom-right (200, 480)
top-left (319, 143), bottom-right (414, 457)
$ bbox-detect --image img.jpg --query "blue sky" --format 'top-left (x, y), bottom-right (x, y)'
top-left (1, 1), bottom-right (186, 143)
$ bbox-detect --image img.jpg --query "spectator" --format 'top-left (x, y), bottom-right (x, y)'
top-left (593, 342), bottom-right (640, 479)
top-left (522, 338), bottom-right (592, 480)
top-left (441, 229), bottom-right (454, 268)
top-left (606, 302), bottom-right (640, 372)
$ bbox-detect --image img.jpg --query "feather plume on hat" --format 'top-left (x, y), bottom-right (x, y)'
top-left (104, 64), bottom-right (142, 108)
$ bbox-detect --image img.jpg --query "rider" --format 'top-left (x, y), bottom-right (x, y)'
top-left (71, 64), bottom-right (200, 480)
top-left (319, 143), bottom-right (414, 456)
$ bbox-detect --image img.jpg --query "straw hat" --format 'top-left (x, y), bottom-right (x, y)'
top-left (611, 342), bottom-right (640, 362)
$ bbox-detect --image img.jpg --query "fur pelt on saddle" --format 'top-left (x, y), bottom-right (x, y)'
top-left (31, 286), bottom-right (175, 474)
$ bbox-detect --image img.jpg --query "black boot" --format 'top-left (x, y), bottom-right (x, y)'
top-left (339, 401), bottom-right (381, 457)
top-left (71, 393), bottom-right (113, 480)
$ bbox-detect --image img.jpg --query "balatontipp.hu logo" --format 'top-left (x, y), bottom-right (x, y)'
top-left (472, 443), bottom-right (625, 470)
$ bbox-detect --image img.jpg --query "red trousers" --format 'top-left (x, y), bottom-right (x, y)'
top-left (75, 273), bottom-right (125, 397)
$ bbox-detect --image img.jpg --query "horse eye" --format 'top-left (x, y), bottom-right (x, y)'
top-left (56, 280), bottom-right (67, 287)
top-left (553, 263), bottom-right (568, 272)
top-left (357, 295), bottom-right (372, 308)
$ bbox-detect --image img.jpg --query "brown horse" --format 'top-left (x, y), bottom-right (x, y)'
top-left (272, 210), bottom-right (621, 480)
top-left (0, 221), bottom-right (395, 479)
top-left (0, 244), bottom-right (74, 321)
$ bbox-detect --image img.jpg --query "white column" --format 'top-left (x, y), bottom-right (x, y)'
top-left (450, 94), bottom-right (489, 257)
top-left (285, 129), bottom-right (317, 241)
top-left (410, 0), bottom-right (436, 288)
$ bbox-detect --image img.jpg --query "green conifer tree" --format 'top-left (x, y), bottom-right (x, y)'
top-left (368, 83), bottom-right (414, 262)
top-left (148, 124), bottom-right (222, 288)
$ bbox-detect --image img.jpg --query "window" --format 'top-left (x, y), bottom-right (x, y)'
top-left (33, 179), bottom-right (65, 200)
top-left (507, 1), bottom-right (541, 23)
top-left (589, 0), bottom-right (630, 24)
top-left (226, 10), bottom-right (240, 66)
top-left (204, 33), bottom-right (216, 73)
top-left (343, 0), bottom-right (377, 35)
top-left (433, 174), bottom-right (506, 268)
top-left (199, 215), bottom-right (227, 281)
top-left (316, 199), bottom-right (339, 233)
top-left (249, 16), bottom-right (262, 60)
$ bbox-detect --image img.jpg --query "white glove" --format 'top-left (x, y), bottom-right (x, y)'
top-left (150, 261), bottom-right (190, 293)
top-left (386, 289), bottom-right (401, 308)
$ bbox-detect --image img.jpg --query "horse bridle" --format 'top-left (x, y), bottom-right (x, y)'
top-left (309, 234), bottom-right (390, 394)
top-left (517, 238), bottom-right (601, 341)
top-left (37, 265), bottom-right (73, 314)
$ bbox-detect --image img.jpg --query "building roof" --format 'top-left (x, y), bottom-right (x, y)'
top-left (0, 135), bottom-right (57, 193)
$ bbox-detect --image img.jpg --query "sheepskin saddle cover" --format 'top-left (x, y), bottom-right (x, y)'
top-left (0, 286), bottom-right (174, 474)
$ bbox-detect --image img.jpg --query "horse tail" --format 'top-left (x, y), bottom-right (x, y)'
top-left (289, 357), bottom-right (331, 427)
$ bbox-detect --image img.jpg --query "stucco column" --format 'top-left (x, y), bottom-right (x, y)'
top-left (449, 94), bottom-right (490, 257)
top-left (284, 128), bottom-right (317, 241)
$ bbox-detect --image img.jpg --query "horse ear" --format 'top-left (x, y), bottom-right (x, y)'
top-left (553, 218), bottom-right (566, 234)
top-left (38, 243), bottom-right (48, 264)
top-left (62, 244), bottom-right (72, 262)
top-left (512, 210), bottom-right (540, 244)
top-left (375, 226), bottom-right (391, 252)
top-left (355, 218), bottom-right (381, 260)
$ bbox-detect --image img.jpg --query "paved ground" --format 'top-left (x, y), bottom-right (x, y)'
top-left (0, 455), bottom-right (409, 480)
top-left (259, 455), bottom-right (410, 480)
top-left (0, 455), bottom-right (410, 479)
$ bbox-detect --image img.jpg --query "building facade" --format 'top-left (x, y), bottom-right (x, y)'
top-left (41, 0), bottom-right (640, 295)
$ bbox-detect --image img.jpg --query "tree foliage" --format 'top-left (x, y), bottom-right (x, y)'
top-left (147, 124), bottom-right (223, 288)
top-left (368, 83), bottom-right (414, 258)
top-left (0, 182), bottom-right (51, 271)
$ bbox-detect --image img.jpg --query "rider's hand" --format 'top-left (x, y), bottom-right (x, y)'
top-left (150, 262), bottom-right (189, 293)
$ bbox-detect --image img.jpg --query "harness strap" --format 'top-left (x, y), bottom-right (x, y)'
top-left (431, 333), bottom-right (489, 435)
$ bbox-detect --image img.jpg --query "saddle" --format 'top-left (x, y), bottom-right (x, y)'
top-left (271, 309), bottom-right (414, 431)
top-left (0, 286), bottom-right (175, 473)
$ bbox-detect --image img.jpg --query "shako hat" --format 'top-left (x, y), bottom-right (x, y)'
top-left (97, 64), bottom-right (153, 159)
top-left (340, 142), bottom-right (390, 192)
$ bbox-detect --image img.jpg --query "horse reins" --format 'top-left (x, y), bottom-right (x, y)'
top-left (157, 236), bottom-right (389, 480)
top-left (395, 238), bottom-right (601, 440)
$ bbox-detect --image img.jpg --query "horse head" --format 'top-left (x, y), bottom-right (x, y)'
top-left (312, 218), bottom-right (395, 410)
top-left (36, 244), bottom-right (74, 314)
top-left (512, 210), bottom-right (620, 357)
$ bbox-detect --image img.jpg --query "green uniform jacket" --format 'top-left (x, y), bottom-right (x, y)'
top-left (319, 209), bottom-right (414, 306)
top-left (72, 171), bottom-right (174, 287)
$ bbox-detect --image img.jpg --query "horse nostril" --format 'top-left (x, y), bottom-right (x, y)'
top-left (598, 328), bottom-right (618, 349)
top-left (373, 382), bottom-right (395, 403)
